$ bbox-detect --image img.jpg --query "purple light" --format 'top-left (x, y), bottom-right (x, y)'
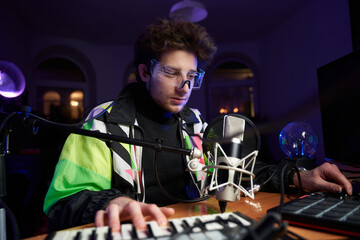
top-left (0, 61), bottom-right (26, 98)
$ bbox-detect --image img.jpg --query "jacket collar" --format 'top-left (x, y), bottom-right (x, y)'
top-left (107, 83), bottom-right (200, 126)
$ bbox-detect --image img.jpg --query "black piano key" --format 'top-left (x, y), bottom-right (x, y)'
top-left (229, 213), bottom-right (254, 238)
top-left (106, 227), bottom-right (112, 240)
top-left (229, 214), bottom-right (242, 226)
top-left (90, 228), bottom-right (97, 240)
top-left (181, 219), bottom-right (194, 234)
top-left (44, 231), bottom-right (56, 240)
top-left (182, 219), bottom-right (190, 229)
top-left (131, 225), bottom-right (138, 239)
top-left (215, 216), bottom-right (226, 226)
top-left (146, 223), bottom-right (154, 238)
top-left (215, 215), bottom-right (232, 232)
top-left (194, 218), bottom-right (206, 230)
top-left (73, 231), bottom-right (82, 240)
top-left (170, 221), bottom-right (178, 234)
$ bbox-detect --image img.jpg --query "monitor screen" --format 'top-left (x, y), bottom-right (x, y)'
top-left (317, 52), bottom-right (360, 165)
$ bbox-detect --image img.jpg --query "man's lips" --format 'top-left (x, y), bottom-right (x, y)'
top-left (171, 97), bottom-right (187, 105)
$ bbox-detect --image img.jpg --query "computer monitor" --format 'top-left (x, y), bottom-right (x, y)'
top-left (317, 52), bottom-right (360, 165)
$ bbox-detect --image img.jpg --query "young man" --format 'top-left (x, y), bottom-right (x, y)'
top-left (44, 18), bottom-right (352, 233)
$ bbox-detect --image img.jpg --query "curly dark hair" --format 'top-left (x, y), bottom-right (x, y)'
top-left (134, 18), bottom-right (217, 82)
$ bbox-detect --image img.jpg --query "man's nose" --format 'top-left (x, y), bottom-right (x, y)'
top-left (177, 79), bottom-right (191, 92)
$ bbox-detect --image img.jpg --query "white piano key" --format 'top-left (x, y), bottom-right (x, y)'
top-left (188, 215), bottom-right (222, 232)
top-left (182, 217), bottom-right (202, 232)
top-left (226, 220), bottom-right (238, 228)
top-left (111, 231), bottom-right (123, 240)
top-left (51, 230), bottom-right (71, 240)
top-left (185, 216), bottom-right (203, 232)
top-left (169, 218), bottom-right (185, 233)
top-left (96, 226), bottom-right (110, 239)
top-left (120, 223), bottom-right (134, 240)
top-left (134, 226), bottom-right (149, 239)
top-left (147, 221), bottom-right (173, 238)
top-left (79, 227), bottom-right (95, 240)
top-left (215, 213), bottom-right (237, 228)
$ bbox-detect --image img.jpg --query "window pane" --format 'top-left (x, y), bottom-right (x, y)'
top-left (35, 58), bottom-right (85, 82)
top-left (212, 86), bottom-right (255, 118)
top-left (212, 61), bottom-right (254, 82)
top-left (70, 91), bottom-right (84, 120)
top-left (43, 91), bottom-right (61, 115)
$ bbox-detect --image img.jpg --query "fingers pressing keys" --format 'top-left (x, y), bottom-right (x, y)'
top-left (48, 212), bottom-right (253, 240)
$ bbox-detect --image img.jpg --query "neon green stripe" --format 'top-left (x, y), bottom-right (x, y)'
top-left (204, 154), bottom-right (213, 173)
top-left (83, 119), bottom-right (94, 130)
top-left (185, 135), bottom-right (192, 149)
top-left (43, 158), bottom-right (111, 214)
top-left (43, 133), bottom-right (113, 214)
top-left (60, 134), bottom-right (112, 180)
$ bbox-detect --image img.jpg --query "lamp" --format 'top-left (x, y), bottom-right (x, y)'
top-left (0, 61), bottom-right (26, 99)
top-left (279, 122), bottom-right (318, 169)
top-left (169, 0), bottom-right (208, 22)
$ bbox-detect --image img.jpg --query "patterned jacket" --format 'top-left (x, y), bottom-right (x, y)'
top-left (43, 83), bottom-right (208, 230)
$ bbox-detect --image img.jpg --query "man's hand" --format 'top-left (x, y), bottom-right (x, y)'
top-left (293, 162), bottom-right (352, 195)
top-left (94, 196), bottom-right (175, 232)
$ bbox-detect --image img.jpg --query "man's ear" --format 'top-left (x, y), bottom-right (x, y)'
top-left (138, 64), bottom-right (150, 83)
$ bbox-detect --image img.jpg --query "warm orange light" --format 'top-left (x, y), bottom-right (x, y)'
top-left (70, 100), bottom-right (79, 107)
top-left (233, 107), bottom-right (239, 113)
top-left (219, 108), bottom-right (228, 114)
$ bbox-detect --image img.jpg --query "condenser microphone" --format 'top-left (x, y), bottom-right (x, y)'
top-left (216, 115), bottom-right (245, 212)
top-left (204, 114), bottom-right (259, 213)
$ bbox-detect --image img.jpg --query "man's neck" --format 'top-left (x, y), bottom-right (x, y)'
top-left (135, 85), bottom-right (177, 123)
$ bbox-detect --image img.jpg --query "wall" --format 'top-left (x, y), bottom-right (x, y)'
top-left (30, 36), bottom-right (133, 111)
top-left (258, 0), bottom-right (353, 162)
top-left (1, 0), bottom-right (353, 162)
top-left (0, 2), bottom-right (31, 103)
top-left (0, 0), bottom-right (355, 237)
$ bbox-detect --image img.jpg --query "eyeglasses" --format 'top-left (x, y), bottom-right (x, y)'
top-left (149, 59), bottom-right (205, 90)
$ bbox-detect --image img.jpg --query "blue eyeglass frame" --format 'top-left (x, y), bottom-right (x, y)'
top-left (149, 59), bottom-right (205, 90)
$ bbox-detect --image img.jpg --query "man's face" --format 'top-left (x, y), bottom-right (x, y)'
top-left (146, 49), bottom-right (198, 114)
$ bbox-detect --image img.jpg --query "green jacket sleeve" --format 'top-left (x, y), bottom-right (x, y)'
top-left (43, 133), bottom-right (113, 214)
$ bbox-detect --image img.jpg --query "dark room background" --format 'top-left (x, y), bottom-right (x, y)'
top-left (0, 0), bottom-right (354, 238)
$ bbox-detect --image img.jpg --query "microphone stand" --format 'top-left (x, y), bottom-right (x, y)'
top-left (0, 133), bottom-right (9, 240)
top-left (30, 118), bottom-right (194, 156)
top-left (0, 111), bottom-right (198, 240)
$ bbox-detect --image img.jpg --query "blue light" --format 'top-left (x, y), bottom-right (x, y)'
top-left (279, 122), bottom-right (318, 158)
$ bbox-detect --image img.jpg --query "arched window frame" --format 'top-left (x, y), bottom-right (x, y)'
top-left (31, 45), bottom-right (96, 116)
top-left (205, 53), bottom-right (259, 121)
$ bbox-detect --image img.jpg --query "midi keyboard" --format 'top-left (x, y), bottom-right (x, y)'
top-left (46, 211), bottom-right (285, 240)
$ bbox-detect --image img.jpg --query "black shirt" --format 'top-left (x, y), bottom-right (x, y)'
top-left (135, 87), bottom-right (189, 206)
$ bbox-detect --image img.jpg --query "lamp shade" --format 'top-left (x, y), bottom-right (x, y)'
top-left (169, 0), bottom-right (208, 22)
